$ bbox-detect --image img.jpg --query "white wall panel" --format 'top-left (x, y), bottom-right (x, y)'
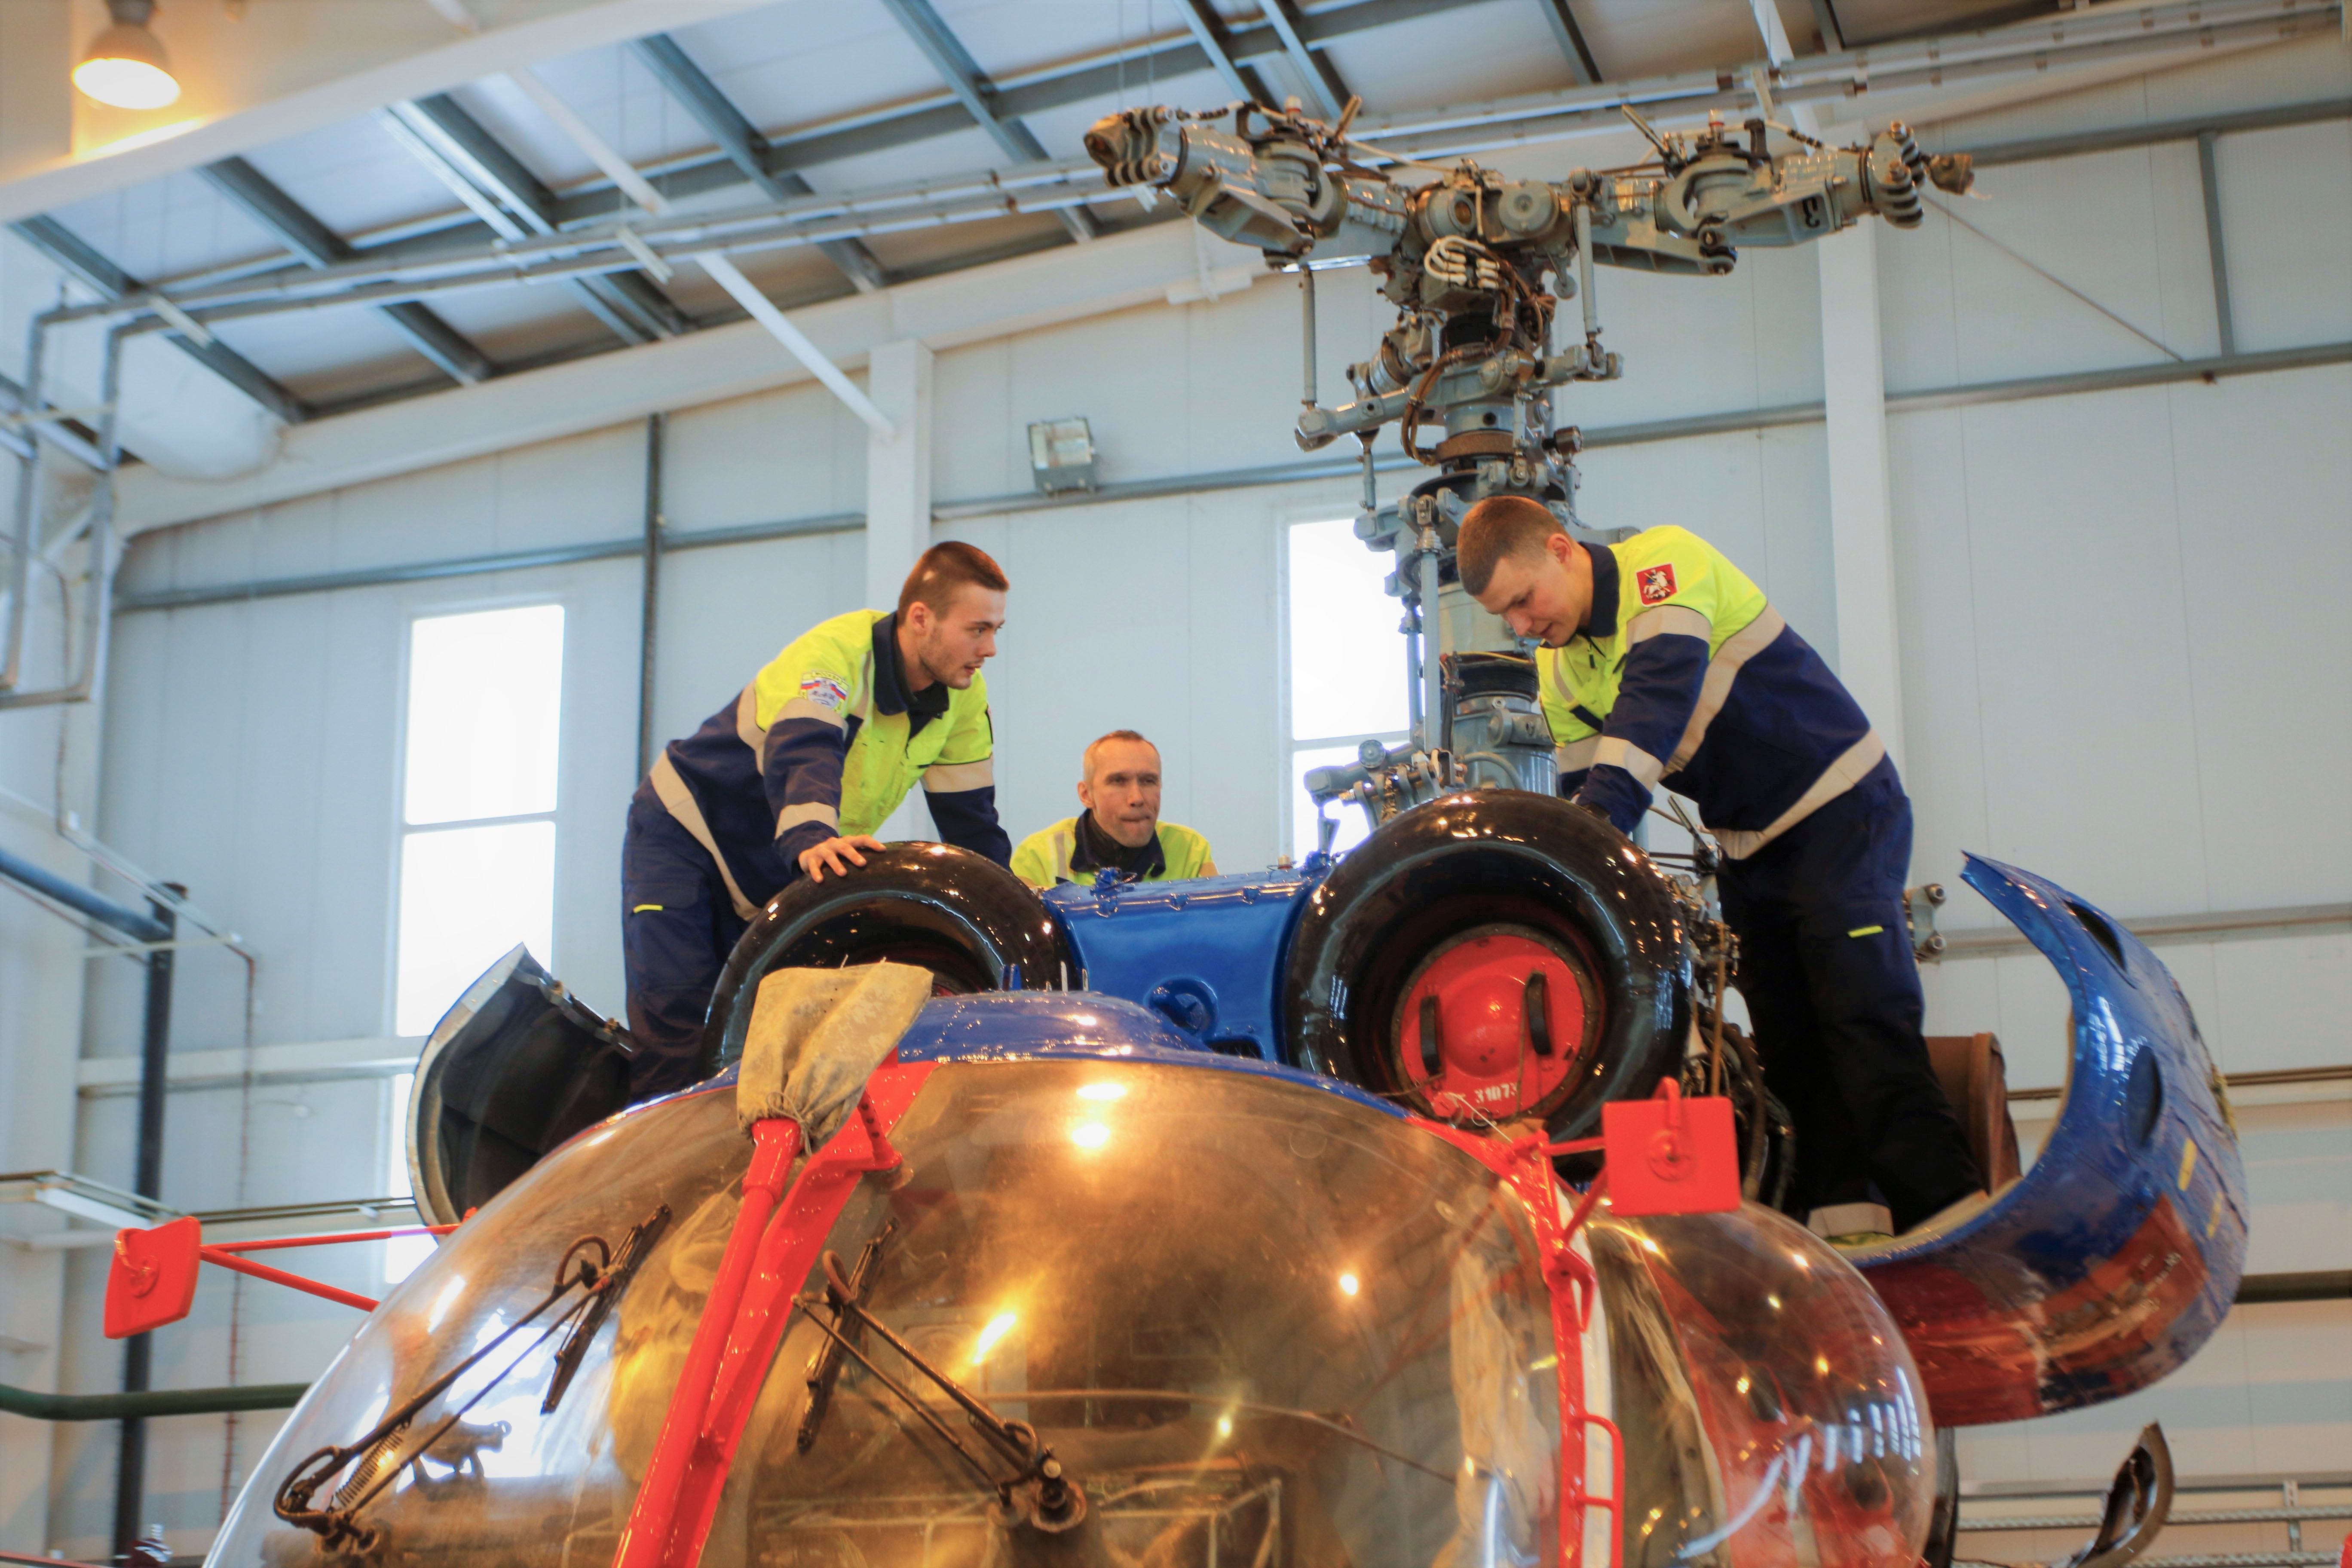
top-left (1884, 146), bottom-right (2199, 391)
top-left (663, 380), bottom-right (867, 532)
top-left (2167, 365), bottom-right (2352, 909)
top-left (649, 530), bottom-right (865, 759)
top-left (1577, 425), bottom-right (1837, 662)
top-left (2216, 120), bottom-right (2352, 354)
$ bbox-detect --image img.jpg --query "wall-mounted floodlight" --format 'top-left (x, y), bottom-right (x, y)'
top-left (74, 0), bottom-right (181, 110)
top-left (1028, 418), bottom-right (1097, 496)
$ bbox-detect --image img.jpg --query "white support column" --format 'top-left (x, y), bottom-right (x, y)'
top-left (865, 338), bottom-right (934, 841)
top-left (1816, 220), bottom-right (1908, 772)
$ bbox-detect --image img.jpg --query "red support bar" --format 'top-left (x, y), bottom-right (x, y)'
top-left (611, 1116), bottom-right (805, 1568)
top-left (1572, 1411), bottom-right (1627, 1568)
top-left (198, 1247), bottom-right (380, 1313)
top-left (206, 1225), bottom-right (459, 1254)
top-left (1561, 1170), bottom-right (1612, 1248)
top-left (612, 1064), bottom-right (936, 1568)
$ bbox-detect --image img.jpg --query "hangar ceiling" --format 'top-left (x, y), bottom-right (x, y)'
top-left (0, 0), bottom-right (2335, 467)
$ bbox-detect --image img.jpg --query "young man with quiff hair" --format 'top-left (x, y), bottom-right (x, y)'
top-left (1457, 494), bottom-right (1982, 1242)
top-left (618, 540), bottom-right (1012, 1100)
top-left (1011, 730), bottom-right (1216, 888)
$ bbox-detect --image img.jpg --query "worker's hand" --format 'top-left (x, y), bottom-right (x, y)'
top-left (799, 834), bottom-right (888, 884)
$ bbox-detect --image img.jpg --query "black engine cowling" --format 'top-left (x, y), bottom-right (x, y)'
top-left (695, 842), bottom-right (1067, 1077)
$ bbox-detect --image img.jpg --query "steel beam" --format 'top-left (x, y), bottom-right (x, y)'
top-left (1174, 0), bottom-right (1277, 103)
top-left (2197, 130), bottom-right (2237, 357)
top-left (876, 0), bottom-right (1099, 242)
top-left (112, 887), bottom-right (178, 1568)
top-left (61, 77), bottom-right (2345, 341)
top-left (1256, 0), bottom-right (1352, 119)
top-left (6, 218), bottom-right (306, 425)
top-left (199, 157), bottom-right (493, 385)
top-left (636, 412), bottom-right (663, 781)
top-left (1952, 96), bottom-right (2352, 169)
top-left (1533, 0), bottom-right (1604, 84)
top-left (1807, 0), bottom-right (1845, 50)
top-left (0, 0), bottom-right (796, 228)
top-left (0, 370), bottom-right (104, 469)
top-left (527, 0), bottom-right (1491, 226)
top-left (397, 95), bottom-right (694, 341)
top-left (628, 36), bottom-right (888, 290)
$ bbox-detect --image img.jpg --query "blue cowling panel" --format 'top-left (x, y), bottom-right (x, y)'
top-left (1044, 869), bottom-right (1323, 1060)
top-left (891, 992), bottom-right (1409, 1118)
top-left (1855, 854), bottom-right (2248, 1424)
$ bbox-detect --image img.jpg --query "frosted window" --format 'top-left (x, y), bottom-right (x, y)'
top-left (1285, 522), bottom-right (1407, 858)
top-left (403, 605), bottom-right (565, 826)
top-left (1286, 519), bottom-right (1406, 741)
top-left (395, 821), bottom-right (556, 1036)
top-left (395, 603), bottom-right (563, 1039)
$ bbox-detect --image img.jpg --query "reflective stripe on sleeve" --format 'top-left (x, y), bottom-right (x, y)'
top-left (1592, 735), bottom-right (1666, 788)
top-left (1627, 603), bottom-right (1711, 645)
top-left (735, 683), bottom-right (764, 747)
top-left (648, 753), bottom-right (760, 920)
top-left (777, 801), bottom-right (841, 835)
top-left (772, 695), bottom-right (848, 732)
top-left (923, 759), bottom-right (994, 793)
top-left (1668, 606), bottom-right (1785, 771)
top-left (1713, 730), bottom-right (1887, 861)
top-left (1556, 736), bottom-right (1600, 773)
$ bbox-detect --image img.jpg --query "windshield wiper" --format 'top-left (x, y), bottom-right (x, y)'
top-left (797, 1248), bottom-right (1084, 1533)
top-left (795, 1225), bottom-right (890, 1453)
top-left (277, 1203), bottom-right (670, 1552)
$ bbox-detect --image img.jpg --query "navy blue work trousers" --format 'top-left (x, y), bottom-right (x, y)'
top-left (1715, 763), bottom-right (1983, 1231)
top-left (619, 785), bottom-right (747, 1102)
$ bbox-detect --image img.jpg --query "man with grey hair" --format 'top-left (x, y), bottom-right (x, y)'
top-left (1012, 730), bottom-right (1216, 888)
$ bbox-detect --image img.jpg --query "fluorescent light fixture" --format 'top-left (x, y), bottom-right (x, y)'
top-left (1028, 417), bottom-right (1097, 495)
top-left (75, 1), bottom-right (180, 111)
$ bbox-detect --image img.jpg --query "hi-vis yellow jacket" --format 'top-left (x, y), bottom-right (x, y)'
top-left (1011, 817), bottom-right (1216, 888)
top-left (647, 609), bottom-right (1006, 916)
top-left (1535, 526), bottom-right (1886, 858)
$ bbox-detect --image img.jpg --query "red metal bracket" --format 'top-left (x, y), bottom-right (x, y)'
top-left (105, 1216), bottom-right (461, 1337)
top-left (1412, 1079), bottom-right (1738, 1568)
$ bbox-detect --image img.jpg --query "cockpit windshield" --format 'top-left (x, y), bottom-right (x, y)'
top-left (214, 1059), bottom-right (1568, 1568)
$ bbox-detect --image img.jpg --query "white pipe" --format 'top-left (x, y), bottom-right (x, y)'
top-left (698, 253), bottom-right (895, 437)
top-left (505, 68), bottom-right (671, 214)
top-left (507, 70), bottom-right (897, 438)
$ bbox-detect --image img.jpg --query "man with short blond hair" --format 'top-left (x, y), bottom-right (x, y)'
top-left (619, 540), bottom-right (1013, 1099)
top-left (1457, 495), bottom-right (1980, 1241)
top-left (1012, 730), bottom-right (1216, 888)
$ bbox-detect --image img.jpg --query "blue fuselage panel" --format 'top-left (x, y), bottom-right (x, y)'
top-left (1854, 854), bottom-right (2248, 1424)
top-left (1044, 869), bottom-right (1321, 1059)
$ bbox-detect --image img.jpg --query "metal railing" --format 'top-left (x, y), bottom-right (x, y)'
top-left (1960, 1472), bottom-right (2349, 1568)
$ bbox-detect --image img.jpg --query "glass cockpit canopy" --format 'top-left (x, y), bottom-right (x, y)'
top-left (215, 1058), bottom-right (1567, 1568)
top-left (210, 1050), bottom-right (1932, 1568)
